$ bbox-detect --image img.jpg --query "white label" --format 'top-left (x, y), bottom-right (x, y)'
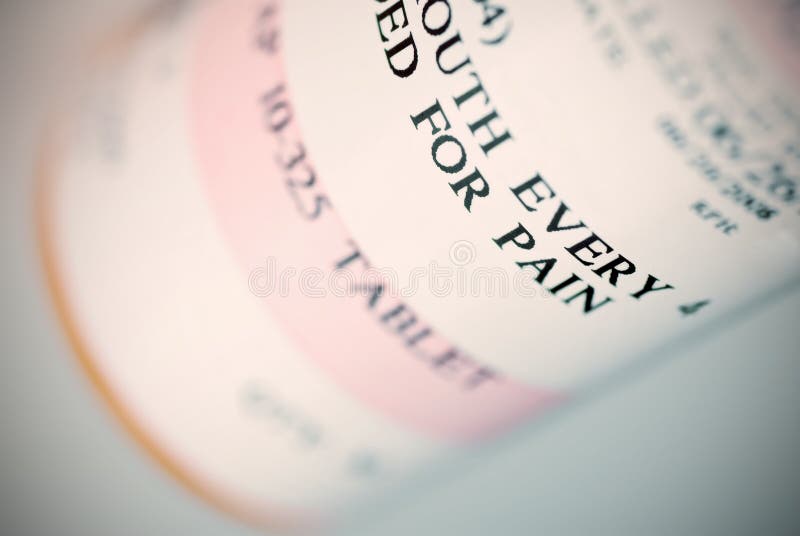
top-left (283, 0), bottom-right (800, 388)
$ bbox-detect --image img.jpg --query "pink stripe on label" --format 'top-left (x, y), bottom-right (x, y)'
top-left (730, 0), bottom-right (800, 89)
top-left (189, 0), bottom-right (561, 441)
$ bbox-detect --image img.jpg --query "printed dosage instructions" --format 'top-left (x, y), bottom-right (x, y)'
top-left (283, 0), bottom-right (800, 388)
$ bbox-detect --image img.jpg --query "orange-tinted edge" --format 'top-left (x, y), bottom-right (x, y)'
top-left (31, 3), bottom-right (317, 533)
